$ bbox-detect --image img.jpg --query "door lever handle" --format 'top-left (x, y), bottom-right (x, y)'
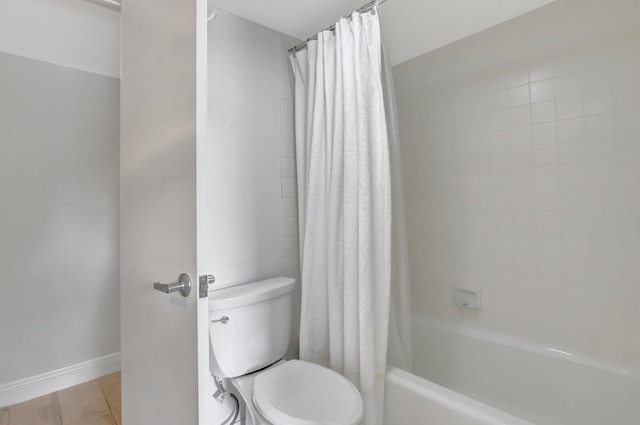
top-left (153, 273), bottom-right (192, 297)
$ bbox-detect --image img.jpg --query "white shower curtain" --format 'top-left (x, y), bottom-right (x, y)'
top-left (290, 9), bottom-right (391, 424)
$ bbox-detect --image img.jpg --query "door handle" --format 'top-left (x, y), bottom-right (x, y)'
top-left (153, 273), bottom-right (192, 297)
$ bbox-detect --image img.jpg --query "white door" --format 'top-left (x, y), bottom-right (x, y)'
top-left (120, 0), bottom-right (209, 424)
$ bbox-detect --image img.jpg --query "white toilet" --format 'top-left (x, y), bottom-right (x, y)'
top-left (209, 277), bottom-right (363, 425)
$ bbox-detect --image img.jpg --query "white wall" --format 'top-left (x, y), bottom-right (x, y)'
top-left (0, 0), bottom-right (121, 404)
top-left (205, 8), bottom-right (300, 350)
top-left (0, 54), bottom-right (120, 391)
top-left (394, 0), bottom-right (640, 368)
top-left (0, 0), bottom-right (120, 77)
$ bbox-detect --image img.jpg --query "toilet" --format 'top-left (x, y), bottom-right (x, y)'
top-left (209, 277), bottom-right (363, 425)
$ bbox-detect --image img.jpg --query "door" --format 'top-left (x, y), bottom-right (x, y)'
top-left (120, 0), bottom-right (209, 424)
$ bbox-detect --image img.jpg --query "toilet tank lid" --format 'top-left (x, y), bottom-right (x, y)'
top-left (209, 277), bottom-right (296, 311)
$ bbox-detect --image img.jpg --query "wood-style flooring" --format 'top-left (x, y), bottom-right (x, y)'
top-left (0, 372), bottom-right (121, 425)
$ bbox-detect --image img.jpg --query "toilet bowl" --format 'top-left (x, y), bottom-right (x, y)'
top-left (209, 277), bottom-right (363, 425)
top-left (228, 359), bottom-right (362, 425)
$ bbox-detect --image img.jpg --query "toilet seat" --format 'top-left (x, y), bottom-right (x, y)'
top-left (252, 360), bottom-right (363, 425)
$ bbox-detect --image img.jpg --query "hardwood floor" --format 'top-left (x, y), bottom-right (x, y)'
top-left (1, 372), bottom-right (121, 425)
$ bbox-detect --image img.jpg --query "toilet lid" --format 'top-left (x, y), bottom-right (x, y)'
top-left (252, 360), bottom-right (363, 425)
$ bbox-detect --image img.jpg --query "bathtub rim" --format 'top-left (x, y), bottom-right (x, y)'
top-left (412, 314), bottom-right (640, 379)
top-left (385, 365), bottom-right (537, 425)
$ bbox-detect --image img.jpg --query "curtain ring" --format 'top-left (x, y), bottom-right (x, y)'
top-left (371, 0), bottom-right (380, 15)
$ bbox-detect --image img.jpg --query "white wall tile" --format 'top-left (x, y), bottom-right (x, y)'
top-left (618, 184), bottom-right (640, 210)
top-left (616, 109), bottom-right (640, 140)
top-left (489, 149), bottom-right (511, 171)
top-left (281, 99), bottom-right (294, 120)
top-left (586, 139), bottom-right (616, 163)
top-left (582, 65), bottom-right (613, 93)
top-left (283, 256), bottom-right (300, 279)
top-left (535, 188), bottom-right (560, 211)
top-left (511, 169), bottom-right (536, 189)
top-left (534, 144), bottom-right (558, 167)
top-left (554, 72), bottom-right (582, 97)
top-left (584, 113), bottom-right (615, 139)
top-left (508, 84), bottom-right (530, 107)
top-left (510, 147), bottom-right (533, 170)
top-left (617, 137), bottom-right (640, 162)
top-left (513, 231), bottom-right (537, 253)
top-left (281, 137), bottom-right (295, 158)
top-left (535, 166), bottom-right (559, 188)
top-left (614, 84), bottom-right (640, 111)
top-left (583, 89), bottom-right (614, 115)
top-left (487, 170), bottom-right (510, 191)
top-left (529, 61), bottom-right (554, 82)
top-left (511, 189), bottom-right (537, 211)
top-left (488, 109), bottom-right (509, 131)
top-left (282, 177), bottom-right (297, 197)
top-left (508, 105), bottom-right (531, 128)
top-left (557, 118), bottom-right (585, 142)
top-left (558, 141), bottom-right (586, 165)
top-left (589, 187), bottom-right (621, 210)
top-left (282, 236), bottom-right (299, 258)
top-left (617, 159), bottom-right (640, 185)
top-left (512, 211), bottom-right (536, 232)
top-left (531, 100), bottom-right (556, 124)
top-left (282, 197), bottom-right (298, 218)
top-left (613, 58), bottom-right (640, 87)
top-left (558, 164), bottom-right (587, 187)
top-left (588, 162), bottom-right (619, 187)
top-left (280, 116), bottom-right (295, 140)
top-left (488, 130), bottom-right (509, 150)
top-left (485, 91), bottom-right (506, 113)
top-left (556, 95), bottom-right (583, 120)
top-left (559, 187), bottom-right (589, 210)
top-left (530, 78), bottom-right (555, 104)
top-left (282, 217), bottom-right (298, 237)
top-left (281, 158), bottom-right (295, 178)
top-left (508, 126), bottom-right (532, 148)
top-left (507, 67), bottom-right (529, 88)
top-left (396, 29), bottom-right (640, 369)
top-left (532, 122), bottom-right (558, 145)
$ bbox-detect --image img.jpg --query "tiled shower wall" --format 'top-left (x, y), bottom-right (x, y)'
top-left (280, 35), bottom-right (300, 284)
top-left (205, 10), bottom-right (300, 359)
top-left (279, 35), bottom-right (301, 358)
top-left (395, 5), bottom-right (640, 367)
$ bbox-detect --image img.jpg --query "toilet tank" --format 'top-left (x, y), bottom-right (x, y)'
top-left (209, 277), bottom-right (296, 378)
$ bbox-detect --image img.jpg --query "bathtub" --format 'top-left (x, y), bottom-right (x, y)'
top-left (384, 315), bottom-right (640, 425)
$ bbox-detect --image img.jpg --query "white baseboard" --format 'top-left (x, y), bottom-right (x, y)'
top-left (0, 352), bottom-right (120, 408)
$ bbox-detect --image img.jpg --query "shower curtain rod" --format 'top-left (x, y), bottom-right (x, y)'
top-left (288, 0), bottom-right (388, 54)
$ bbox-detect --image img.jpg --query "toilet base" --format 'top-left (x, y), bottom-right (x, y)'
top-left (222, 360), bottom-right (286, 425)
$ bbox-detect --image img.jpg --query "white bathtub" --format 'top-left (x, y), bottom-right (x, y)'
top-left (385, 367), bottom-right (535, 425)
top-left (384, 315), bottom-right (640, 425)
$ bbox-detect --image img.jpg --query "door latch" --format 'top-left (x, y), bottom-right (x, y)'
top-left (199, 274), bottom-right (215, 298)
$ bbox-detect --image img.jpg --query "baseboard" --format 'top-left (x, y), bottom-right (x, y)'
top-left (0, 352), bottom-right (120, 408)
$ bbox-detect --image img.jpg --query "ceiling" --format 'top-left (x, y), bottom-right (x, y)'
top-left (209, 0), bottom-right (556, 65)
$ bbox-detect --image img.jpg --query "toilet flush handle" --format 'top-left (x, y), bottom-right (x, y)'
top-left (211, 315), bottom-right (229, 324)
